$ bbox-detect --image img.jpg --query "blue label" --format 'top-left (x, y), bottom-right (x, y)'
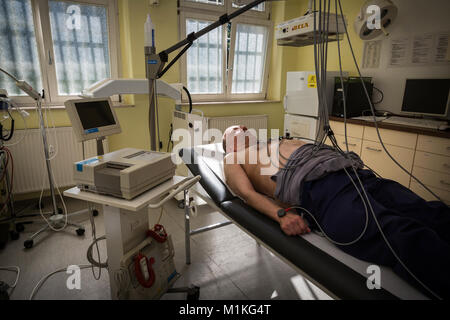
top-left (76, 158), bottom-right (100, 172)
top-left (167, 271), bottom-right (178, 283)
top-left (152, 29), bottom-right (155, 47)
top-left (148, 60), bottom-right (158, 65)
top-left (85, 128), bottom-right (99, 134)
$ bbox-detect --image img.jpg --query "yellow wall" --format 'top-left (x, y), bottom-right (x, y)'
top-left (110, 0), bottom-right (367, 151)
top-left (13, 0), bottom-right (366, 150)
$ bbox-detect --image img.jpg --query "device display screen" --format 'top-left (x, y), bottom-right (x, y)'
top-left (402, 79), bottom-right (450, 116)
top-left (75, 100), bottom-right (116, 130)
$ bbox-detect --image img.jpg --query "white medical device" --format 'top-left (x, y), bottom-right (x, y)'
top-left (73, 148), bottom-right (176, 200)
top-left (285, 71), bottom-right (348, 117)
top-left (64, 97), bottom-right (122, 142)
top-left (276, 12), bottom-right (347, 47)
top-left (284, 71), bottom-right (348, 142)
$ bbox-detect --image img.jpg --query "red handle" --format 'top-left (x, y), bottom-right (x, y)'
top-left (134, 254), bottom-right (156, 288)
top-left (146, 224), bottom-right (168, 243)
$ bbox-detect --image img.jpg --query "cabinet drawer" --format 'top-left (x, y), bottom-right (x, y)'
top-left (410, 182), bottom-right (450, 205)
top-left (334, 134), bottom-right (362, 155)
top-left (361, 140), bottom-right (414, 188)
top-left (329, 121), bottom-right (364, 139)
top-left (412, 166), bottom-right (450, 192)
top-left (363, 126), bottom-right (417, 149)
top-left (414, 151), bottom-right (450, 174)
top-left (416, 135), bottom-right (450, 156)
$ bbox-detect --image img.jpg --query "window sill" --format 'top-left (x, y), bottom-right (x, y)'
top-left (179, 100), bottom-right (281, 106)
top-left (15, 101), bottom-right (135, 110)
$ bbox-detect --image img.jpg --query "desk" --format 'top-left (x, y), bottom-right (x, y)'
top-left (64, 176), bottom-right (186, 299)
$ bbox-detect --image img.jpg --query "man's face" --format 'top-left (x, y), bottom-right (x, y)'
top-left (223, 125), bottom-right (256, 153)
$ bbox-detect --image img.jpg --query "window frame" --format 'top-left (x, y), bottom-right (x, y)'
top-left (4, 0), bottom-right (121, 107)
top-left (179, 0), bottom-right (272, 102)
top-left (227, 16), bottom-right (273, 101)
top-left (179, 10), bottom-right (228, 102)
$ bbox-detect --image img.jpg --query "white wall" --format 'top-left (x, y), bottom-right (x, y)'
top-left (361, 0), bottom-right (450, 118)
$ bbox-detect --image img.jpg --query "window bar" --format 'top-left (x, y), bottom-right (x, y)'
top-left (252, 30), bottom-right (258, 93)
top-left (21, 0), bottom-right (38, 88)
top-left (207, 28), bottom-right (210, 92)
top-left (86, 10), bottom-right (99, 94)
top-left (50, 8), bottom-right (70, 94)
top-left (244, 29), bottom-right (249, 93)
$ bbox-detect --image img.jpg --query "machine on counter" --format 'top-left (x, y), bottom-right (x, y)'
top-left (65, 97), bottom-right (176, 200)
top-left (73, 148), bottom-right (175, 200)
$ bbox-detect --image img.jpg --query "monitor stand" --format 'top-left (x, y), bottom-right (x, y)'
top-left (96, 136), bottom-right (106, 156)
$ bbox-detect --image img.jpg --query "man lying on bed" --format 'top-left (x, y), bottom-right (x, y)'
top-left (222, 125), bottom-right (450, 299)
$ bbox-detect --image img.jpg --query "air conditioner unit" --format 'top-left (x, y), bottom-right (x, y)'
top-left (275, 12), bottom-right (347, 47)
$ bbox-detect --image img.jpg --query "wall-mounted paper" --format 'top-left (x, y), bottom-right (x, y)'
top-left (362, 40), bottom-right (382, 69)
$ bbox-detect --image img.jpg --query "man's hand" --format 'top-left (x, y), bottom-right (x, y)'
top-left (279, 212), bottom-right (311, 236)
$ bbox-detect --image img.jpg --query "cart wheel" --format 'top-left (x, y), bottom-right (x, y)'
top-left (76, 228), bottom-right (85, 236)
top-left (16, 223), bottom-right (25, 233)
top-left (92, 209), bottom-right (99, 217)
top-left (10, 231), bottom-right (19, 241)
top-left (187, 286), bottom-right (200, 301)
top-left (24, 239), bottom-right (34, 249)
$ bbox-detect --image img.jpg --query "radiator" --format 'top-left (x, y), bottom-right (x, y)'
top-left (207, 114), bottom-right (268, 134)
top-left (173, 111), bottom-right (268, 140)
top-left (7, 127), bottom-right (109, 194)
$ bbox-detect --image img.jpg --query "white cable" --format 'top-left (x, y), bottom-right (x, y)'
top-left (29, 264), bottom-right (92, 300)
top-left (317, 0), bottom-right (443, 299)
top-left (43, 102), bottom-right (59, 161)
top-left (38, 160), bottom-right (68, 232)
top-left (4, 102), bottom-right (28, 147)
top-left (0, 266), bottom-right (20, 293)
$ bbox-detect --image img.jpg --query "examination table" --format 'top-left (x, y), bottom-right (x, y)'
top-left (180, 144), bottom-right (428, 300)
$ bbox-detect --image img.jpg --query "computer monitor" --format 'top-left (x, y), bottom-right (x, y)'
top-left (401, 79), bottom-right (450, 117)
top-left (65, 97), bottom-right (121, 142)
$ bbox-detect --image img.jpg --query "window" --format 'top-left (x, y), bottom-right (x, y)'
top-left (0, 0), bottom-right (120, 106)
top-left (179, 0), bottom-right (272, 101)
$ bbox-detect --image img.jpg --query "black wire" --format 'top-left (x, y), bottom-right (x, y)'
top-left (0, 109), bottom-right (14, 141)
top-left (182, 86), bottom-right (193, 114)
top-left (372, 86), bottom-right (384, 104)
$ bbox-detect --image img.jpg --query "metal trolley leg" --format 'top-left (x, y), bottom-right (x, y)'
top-left (184, 189), bottom-right (191, 265)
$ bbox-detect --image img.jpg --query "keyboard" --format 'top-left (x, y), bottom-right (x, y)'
top-left (351, 116), bottom-right (388, 122)
top-left (382, 116), bottom-right (447, 129)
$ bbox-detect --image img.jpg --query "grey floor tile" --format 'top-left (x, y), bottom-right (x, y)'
top-left (0, 196), bottom-right (331, 300)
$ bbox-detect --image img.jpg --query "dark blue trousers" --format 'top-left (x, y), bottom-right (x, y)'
top-left (301, 169), bottom-right (450, 299)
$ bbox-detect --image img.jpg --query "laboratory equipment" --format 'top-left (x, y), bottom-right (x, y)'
top-left (331, 77), bottom-right (374, 118)
top-left (0, 67), bottom-right (85, 249)
top-left (73, 148), bottom-right (176, 200)
top-left (275, 12), bottom-right (346, 47)
top-left (64, 98), bottom-right (121, 143)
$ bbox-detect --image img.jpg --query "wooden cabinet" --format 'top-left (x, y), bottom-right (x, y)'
top-left (329, 121), bottom-right (450, 202)
top-left (361, 140), bottom-right (415, 188)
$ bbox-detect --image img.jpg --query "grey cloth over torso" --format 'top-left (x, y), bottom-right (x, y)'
top-left (271, 144), bottom-right (363, 205)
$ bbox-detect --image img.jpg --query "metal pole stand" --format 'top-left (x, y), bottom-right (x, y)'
top-left (22, 100), bottom-right (86, 249)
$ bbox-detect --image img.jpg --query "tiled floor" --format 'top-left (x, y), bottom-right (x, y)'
top-left (0, 196), bottom-right (332, 300)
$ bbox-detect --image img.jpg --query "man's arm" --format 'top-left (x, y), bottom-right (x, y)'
top-left (224, 157), bottom-right (310, 236)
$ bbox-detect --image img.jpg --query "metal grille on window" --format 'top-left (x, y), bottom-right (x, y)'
top-left (232, 2), bottom-right (265, 11)
top-left (49, 1), bottom-right (111, 96)
top-left (186, 19), bottom-right (223, 94)
top-left (0, 0), bottom-right (43, 96)
top-left (232, 24), bottom-right (268, 94)
top-left (186, 0), bottom-right (224, 5)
